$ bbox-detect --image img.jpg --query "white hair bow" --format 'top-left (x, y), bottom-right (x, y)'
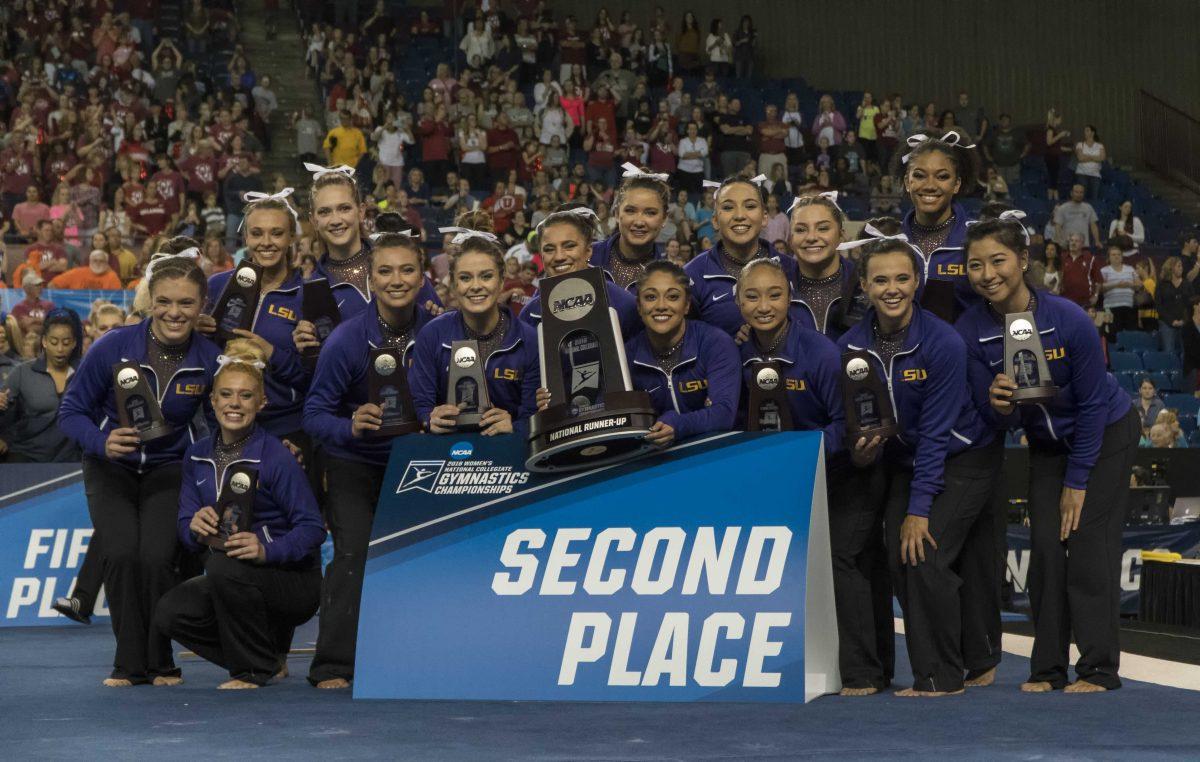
top-left (787, 190), bottom-right (843, 215)
top-left (216, 354), bottom-right (266, 371)
top-left (438, 226), bottom-right (500, 246)
top-left (303, 161), bottom-right (356, 180)
top-left (535, 206), bottom-right (600, 235)
top-left (702, 179), bottom-right (722, 189)
top-left (368, 229), bottom-right (417, 243)
top-left (240, 187), bottom-right (301, 234)
top-left (836, 225), bottom-right (916, 252)
top-left (702, 174), bottom-right (768, 191)
top-left (143, 248), bottom-right (200, 283)
top-left (901, 130), bottom-right (977, 164)
top-left (620, 162), bottom-right (669, 182)
top-left (966, 208), bottom-right (1031, 245)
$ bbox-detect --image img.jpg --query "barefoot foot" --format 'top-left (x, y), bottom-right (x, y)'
top-left (895, 687), bottom-right (964, 697)
top-left (275, 663), bottom-right (289, 681)
top-left (218, 679), bottom-right (260, 690)
top-left (315, 678), bottom-right (351, 690)
top-left (1064, 680), bottom-right (1107, 693)
top-left (965, 668), bottom-right (996, 687)
top-left (102, 678), bottom-right (133, 687)
top-left (839, 686), bottom-right (880, 696)
top-left (1020, 681), bottom-right (1054, 693)
top-left (153, 676), bottom-right (183, 687)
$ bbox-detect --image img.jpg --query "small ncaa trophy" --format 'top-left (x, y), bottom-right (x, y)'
top-left (210, 262), bottom-right (264, 345)
top-left (112, 361), bottom-right (174, 442)
top-left (1004, 312), bottom-right (1058, 403)
top-left (746, 361), bottom-right (794, 432)
top-left (203, 465), bottom-right (258, 551)
top-left (301, 278), bottom-right (342, 369)
top-left (841, 350), bottom-right (900, 441)
top-left (447, 340), bottom-right (491, 430)
top-left (526, 267), bottom-right (656, 472)
top-left (367, 346), bottom-right (421, 436)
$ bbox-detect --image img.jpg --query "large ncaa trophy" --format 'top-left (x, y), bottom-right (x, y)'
top-left (746, 361), bottom-right (794, 432)
top-left (526, 267), bottom-right (656, 472)
top-left (301, 278), bottom-right (341, 369)
top-left (113, 361), bottom-right (174, 441)
top-left (447, 340), bottom-right (491, 430)
top-left (841, 350), bottom-right (900, 441)
top-left (202, 465), bottom-right (258, 551)
top-left (368, 346), bottom-right (421, 436)
top-left (210, 261), bottom-right (264, 344)
top-left (1004, 312), bottom-right (1058, 403)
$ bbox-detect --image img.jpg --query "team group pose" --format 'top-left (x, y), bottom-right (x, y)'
top-left (58, 131), bottom-right (1135, 696)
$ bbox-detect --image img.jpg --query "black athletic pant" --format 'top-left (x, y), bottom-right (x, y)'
top-left (82, 457), bottom-right (183, 682)
top-left (960, 451), bottom-right (1007, 680)
top-left (72, 531), bottom-right (104, 616)
top-left (154, 551), bottom-right (320, 685)
top-left (308, 456), bottom-right (386, 684)
top-left (829, 459), bottom-right (894, 690)
top-left (885, 440), bottom-right (1002, 693)
top-left (1026, 408), bottom-right (1139, 690)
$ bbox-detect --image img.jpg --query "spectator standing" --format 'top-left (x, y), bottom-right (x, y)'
top-left (374, 115), bottom-right (413, 189)
top-left (952, 91), bottom-right (985, 140)
top-left (486, 113), bottom-right (521, 183)
top-left (324, 110), bottom-right (367, 171)
top-left (676, 12), bottom-right (702, 74)
top-left (706, 20), bottom-right (733, 78)
top-left (1038, 108), bottom-right (1071, 200)
top-left (457, 114), bottom-right (489, 190)
top-left (1041, 241), bottom-right (1063, 294)
top-left (715, 98), bottom-right (754, 178)
top-left (221, 158), bottom-right (264, 250)
top-left (1060, 234), bottom-right (1100, 308)
top-left (676, 122), bottom-right (708, 194)
top-left (855, 92), bottom-right (879, 168)
top-left (757, 105), bottom-right (788, 182)
top-left (984, 114), bottom-right (1027, 187)
top-left (1099, 243), bottom-right (1140, 334)
top-left (1155, 257), bottom-right (1194, 354)
top-left (419, 105), bottom-right (454, 190)
top-left (1053, 184), bottom-right (1101, 247)
top-left (812, 94), bottom-right (847, 146)
top-left (1183, 299), bottom-right (1200, 392)
top-left (1073, 125), bottom-right (1106, 201)
top-left (732, 15), bottom-right (756, 80)
top-left (557, 17), bottom-right (587, 83)
top-left (294, 108), bottom-right (323, 165)
top-left (781, 93), bottom-right (805, 169)
top-left (12, 186), bottom-right (51, 240)
top-left (1108, 200), bottom-right (1145, 245)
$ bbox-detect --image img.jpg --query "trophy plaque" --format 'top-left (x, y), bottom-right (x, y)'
top-left (1004, 312), bottom-right (1059, 403)
top-left (367, 346), bottom-right (421, 437)
top-left (746, 361), bottom-right (794, 432)
top-left (920, 277), bottom-right (959, 324)
top-left (841, 350), bottom-right (900, 441)
top-left (447, 340), bottom-right (491, 431)
top-left (526, 267), bottom-right (657, 472)
top-left (302, 278), bottom-right (341, 369)
top-left (202, 465), bottom-right (258, 551)
top-left (210, 261), bottom-right (264, 345)
top-left (113, 361), bottom-right (174, 442)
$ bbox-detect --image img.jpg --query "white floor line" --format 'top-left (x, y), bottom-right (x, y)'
top-left (893, 617), bottom-right (1200, 692)
top-left (0, 470), bottom-right (82, 504)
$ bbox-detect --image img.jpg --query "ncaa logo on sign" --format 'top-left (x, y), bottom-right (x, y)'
top-left (755, 367), bottom-right (780, 390)
top-left (1009, 318), bottom-right (1034, 341)
top-left (397, 460), bottom-right (446, 493)
top-left (235, 267), bottom-right (258, 288)
top-left (845, 357), bottom-right (870, 382)
top-left (450, 441), bottom-right (473, 460)
top-left (116, 368), bottom-right (140, 389)
top-left (548, 279), bottom-right (596, 321)
top-left (454, 346), bottom-right (477, 368)
top-left (229, 472), bottom-right (251, 494)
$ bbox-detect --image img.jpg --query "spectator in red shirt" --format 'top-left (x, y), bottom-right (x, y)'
top-left (118, 165), bottom-right (146, 209)
top-left (149, 154), bottom-right (187, 215)
top-left (485, 113), bottom-right (521, 183)
top-left (17, 219), bottom-right (69, 282)
top-left (585, 85), bottom-right (618, 140)
top-left (11, 186), bottom-right (51, 240)
top-left (418, 105), bottom-right (453, 190)
top-left (11, 271), bottom-right (56, 335)
top-left (178, 140), bottom-right (220, 201)
top-left (484, 181), bottom-right (524, 235)
top-left (208, 108), bottom-right (237, 150)
top-left (558, 16), bottom-right (587, 82)
top-left (1, 138), bottom-right (38, 216)
top-left (757, 104), bottom-right (789, 183)
top-left (1060, 233), bottom-right (1102, 308)
top-left (132, 183), bottom-right (173, 237)
top-left (583, 120), bottom-right (618, 188)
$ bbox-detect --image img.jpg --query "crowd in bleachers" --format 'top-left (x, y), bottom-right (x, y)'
top-left (0, 0), bottom-right (1198, 459)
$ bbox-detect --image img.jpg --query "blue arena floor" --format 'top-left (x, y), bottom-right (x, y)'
top-left (3, 619), bottom-right (1200, 760)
